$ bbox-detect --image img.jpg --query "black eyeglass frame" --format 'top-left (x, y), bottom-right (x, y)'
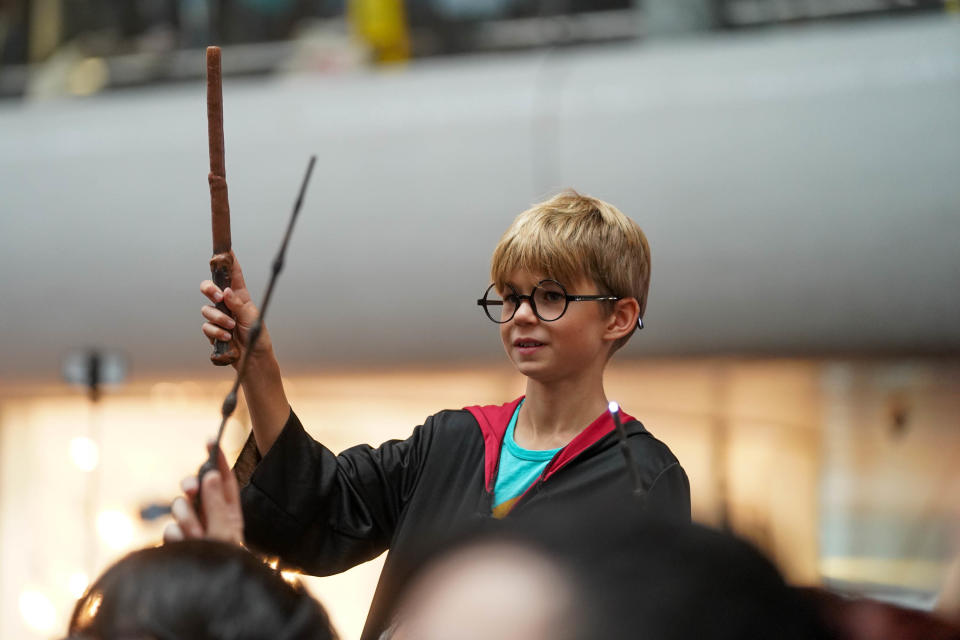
top-left (477, 279), bottom-right (644, 329)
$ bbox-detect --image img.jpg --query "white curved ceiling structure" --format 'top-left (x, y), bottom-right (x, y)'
top-left (1, 16), bottom-right (958, 382)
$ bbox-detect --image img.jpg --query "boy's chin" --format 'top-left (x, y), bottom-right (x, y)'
top-left (511, 361), bottom-right (557, 383)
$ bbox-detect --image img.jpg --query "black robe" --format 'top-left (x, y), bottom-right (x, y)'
top-left (235, 397), bottom-right (690, 640)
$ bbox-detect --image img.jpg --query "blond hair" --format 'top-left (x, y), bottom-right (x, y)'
top-left (490, 190), bottom-right (651, 353)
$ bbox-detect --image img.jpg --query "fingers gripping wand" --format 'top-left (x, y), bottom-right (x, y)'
top-left (207, 46), bottom-right (240, 366)
top-left (195, 155), bottom-right (317, 514)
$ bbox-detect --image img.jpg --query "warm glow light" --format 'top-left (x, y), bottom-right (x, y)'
top-left (97, 510), bottom-right (134, 550)
top-left (281, 569), bottom-right (302, 585)
top-left (73, 592), bottom-right (102, 629)
top-left (19, 590), bottom-right (56, 633)
top-left (69, 571), bottom-right (90, 598)
top-left (69, 437), bottom-right (99, 471)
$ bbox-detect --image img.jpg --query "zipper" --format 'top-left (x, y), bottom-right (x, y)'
top-left (488, 442), bottom-right (555, 514)
top-left (508, 448), bottom-right (562, 512)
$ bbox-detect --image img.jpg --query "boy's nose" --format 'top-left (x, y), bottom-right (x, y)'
top-left (512, 298), bottom-right (538, 323)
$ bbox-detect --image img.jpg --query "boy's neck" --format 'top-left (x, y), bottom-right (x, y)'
top-left (515, 377), bottom-right (609, 451)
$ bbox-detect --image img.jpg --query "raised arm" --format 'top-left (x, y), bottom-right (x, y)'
top-left (201, 252), bottom-right (290, 455)
top-left (201, 47), bottom-right (290, 454)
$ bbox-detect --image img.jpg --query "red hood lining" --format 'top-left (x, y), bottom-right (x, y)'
top-left (465, 397), bottom-right (635, 492)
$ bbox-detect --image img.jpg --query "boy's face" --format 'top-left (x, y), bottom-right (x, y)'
top-left (497, 270), bottom-right (615, 384)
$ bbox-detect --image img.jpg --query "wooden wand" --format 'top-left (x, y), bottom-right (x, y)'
top-left (207, 46), bottom-right (239, 366)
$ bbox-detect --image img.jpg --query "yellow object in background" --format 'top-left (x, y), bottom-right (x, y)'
top-left (28, 0), bottom-right (61, 63)
top-left (349, 0), bottom-right (411, 63)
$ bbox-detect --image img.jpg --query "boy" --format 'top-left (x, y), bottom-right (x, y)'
top-left (184, 190), bottom-right (690, 639)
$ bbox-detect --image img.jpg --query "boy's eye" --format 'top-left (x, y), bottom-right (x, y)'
top-left (543, 291), bottom-right (565, 303)
top-left (505, 294), bottom-right (521, 305)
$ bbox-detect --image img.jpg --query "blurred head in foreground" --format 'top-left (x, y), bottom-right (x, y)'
top-left (383, 499), bottom-right (828, 640)
top-left (67, 539), bottom-right (337, 640)
top-left (386, 538), bottom-right (579, 640)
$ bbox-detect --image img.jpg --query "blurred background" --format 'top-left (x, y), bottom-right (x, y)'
top-left (1, 0), bottom-right (959, 638)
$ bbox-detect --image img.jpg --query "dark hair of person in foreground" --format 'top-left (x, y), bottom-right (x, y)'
top-left (66, 539), bottom-right (337, 640)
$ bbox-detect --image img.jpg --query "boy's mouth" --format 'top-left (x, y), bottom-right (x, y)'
top-left (514, 339), bottom-right (546, 348)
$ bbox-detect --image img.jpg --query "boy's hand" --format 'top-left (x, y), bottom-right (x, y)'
top-left (163, 442), bottom-right (244, 546)
top-left (201, 250), bottom-right (291, 457)
top-left (200, 250), bottom-right (270, 367)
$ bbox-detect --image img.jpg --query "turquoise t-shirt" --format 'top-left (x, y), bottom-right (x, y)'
top-left (493, 400), bottom-right (562, 517)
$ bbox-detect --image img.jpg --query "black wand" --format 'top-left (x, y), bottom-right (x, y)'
top-left (608, 401), bottom-right (646, 502)
top-left (195, 155), bottom-right (317, 512)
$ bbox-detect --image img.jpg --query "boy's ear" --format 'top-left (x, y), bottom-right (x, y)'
top-left (604, 297), bottom-right (640, 342)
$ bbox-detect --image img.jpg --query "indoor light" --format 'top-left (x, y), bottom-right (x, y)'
top-left (19, 589), bottom-right (56, 633)
top-left (96, 510), bottom-right (134, 550)
top-left (68, 571), bottom-right (90, 599)
top-left (69, 437), bottom-right (99, 472)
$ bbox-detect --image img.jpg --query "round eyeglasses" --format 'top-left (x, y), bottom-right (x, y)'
top-left (477, 279), bottom-right (639, 325)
